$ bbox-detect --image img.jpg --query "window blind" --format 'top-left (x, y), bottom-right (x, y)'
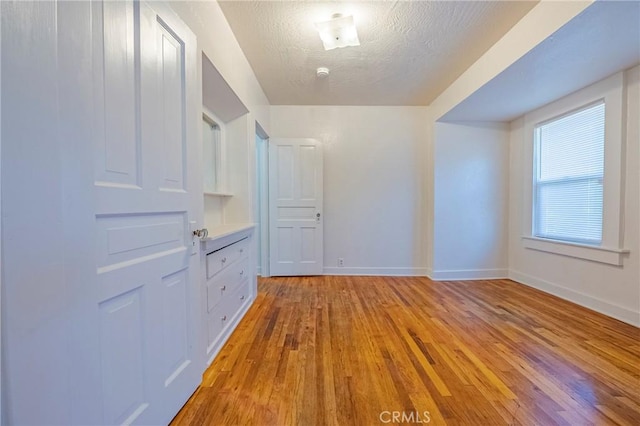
top-left (533, 102), bottom-right (605, 244)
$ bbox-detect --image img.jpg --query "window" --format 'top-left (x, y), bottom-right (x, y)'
top-left (202, 115), bottom-right (221, 192)
top-left (533, 102), bottom-right (605, 245)
top-left (202, 109), bottom-right (228, 195)
top-left (521, 71), bottom-right (628, 266)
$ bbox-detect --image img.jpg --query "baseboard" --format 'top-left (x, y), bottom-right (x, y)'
top-left (323, 267), bottom-right (429, 277)
top-left (428, 268), bottom-right (509, 281)
top-left (509, 270), bottom-right (640, 327)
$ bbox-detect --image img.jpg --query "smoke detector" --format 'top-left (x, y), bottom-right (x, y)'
top-left (316, 67), bottom-right (330, 79)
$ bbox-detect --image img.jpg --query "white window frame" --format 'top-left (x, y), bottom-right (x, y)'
top-left (521, 71), bottom-right (629, 266)
top-left (202, 106), bottom-right (229, 195)
top-left (532, 100), bottom-right (605, 245)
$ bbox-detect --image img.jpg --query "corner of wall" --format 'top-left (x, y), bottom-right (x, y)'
top-left (430, 1), bottom-right (593, 120)
top-left (506, 67), bottom-right (640, 326)
top-left (425, 109), bottom-right (435, 273)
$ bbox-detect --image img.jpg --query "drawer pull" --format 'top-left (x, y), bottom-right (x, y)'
top-left (221, 285), bottom-right (226, 291)
top-left (240, 295), bottom-right (245, 300)
top-left (221, 315), bottom-right (227, 321)
top-left (221, 257), bottom-right (227, 263)
top-left (240, 270), bottom-right (244, 276)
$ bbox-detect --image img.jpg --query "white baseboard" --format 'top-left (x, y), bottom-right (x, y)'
top-left (323, 267), bottom-right (429, 276)
top-left (509, 270), bottom-right (640, 327)
top-left (428, 268), bottom-right (509, 281)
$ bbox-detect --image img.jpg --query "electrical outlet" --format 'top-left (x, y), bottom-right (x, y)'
top-left (338, 258), bottom-right (344, 267)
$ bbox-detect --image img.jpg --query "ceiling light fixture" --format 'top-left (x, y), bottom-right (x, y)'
top-left (314, 13), bottom-right (360, 51)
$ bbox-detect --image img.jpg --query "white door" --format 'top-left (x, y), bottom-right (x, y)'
top-left (91, 2), bottom-right (201, 424)
top-left (269, 138), bottom-right (324, 276)
top-left (3, 1), bottom-right (201, 424)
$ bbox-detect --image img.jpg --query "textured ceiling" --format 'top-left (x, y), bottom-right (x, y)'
top-left (218, 0), bottom-right (538, 106)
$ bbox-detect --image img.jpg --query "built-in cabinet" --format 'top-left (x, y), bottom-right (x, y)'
top-left (198, 53), bottom-right (259, 367)
top-left (200, 225), bottom-right (255, 365)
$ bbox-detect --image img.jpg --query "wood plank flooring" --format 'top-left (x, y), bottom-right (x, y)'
top-left (172, 276), bottom-right (640, 425)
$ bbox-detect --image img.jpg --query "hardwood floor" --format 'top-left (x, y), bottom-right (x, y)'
top-left (172, 276), bottom-right (640, 425)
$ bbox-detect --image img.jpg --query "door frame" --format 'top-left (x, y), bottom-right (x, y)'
top-left (0, 9), bottom-right (3, 419)
top-left (268, 138), bottom-right (324, 276)
top-left (255, 123), bottom-right (270, 277)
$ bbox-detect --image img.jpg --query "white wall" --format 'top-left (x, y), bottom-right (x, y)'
top-left (224, 114), bottom-right (254, 224)
top-left (170, 2), bottom-right (271, 232)
top-left (431, 1), bottom-right (593, 120)
top-left (425, 114), bottom-right (435, 275)
top-left (432, 122), bottom-right (510, 280)
top-left (0, 4), bottom-right (3, 421)
top-left (170, 1), bottom-right (270, 134)
top-left (270, 106), bottom-right (428, 275)
top-left (204, 196), bottom-right (225, 228)
top-left (2, 3), bottom-right (75, 423)
top-left (203, 113), bottom-right (255, 230)
top-left (424, 0), bottom-right (638, 326)
top-left (508, 65), bottom-right (640, 326)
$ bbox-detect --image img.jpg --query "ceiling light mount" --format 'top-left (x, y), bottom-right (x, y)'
top-left (316, 67), bottom-right (330, 78)
top-left (314, 13), bottom-right (360, 51)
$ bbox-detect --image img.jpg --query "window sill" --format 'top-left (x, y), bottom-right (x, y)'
top-left (521, 236), bottom-right (629, 266)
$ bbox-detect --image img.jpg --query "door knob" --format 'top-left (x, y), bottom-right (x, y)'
top-left (192, 228), bottom-right (208, 239)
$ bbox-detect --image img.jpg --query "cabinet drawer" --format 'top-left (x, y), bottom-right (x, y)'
top-left (206, 237), bottom-right (249, 279)
top-left (207, 304), bottom-right (226, 351)
top-left (206, 281), bottom-right (223, 314)
top-left (207, 281), bottom-right (250, 352)
top-left (222, 280), bottom-right (251, 324)
top-left (206, 280), bottom-right (253, 360)
top-left (225, 257), bottom-right (249, 295)
top-left (206, 256), bottom-right (249, 312)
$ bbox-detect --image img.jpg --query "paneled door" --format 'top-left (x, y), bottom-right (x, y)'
top-left (269, 138), bottom-right (324, 276)
top-left (2, 1), bottom-right (201, 424)
top-left (91, 2), bottom-right (200, 424)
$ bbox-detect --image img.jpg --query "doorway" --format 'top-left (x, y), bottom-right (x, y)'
top-left (268, 138), bottom-right (324, 276)
top-left (255, 128), bottom-right (270, 277)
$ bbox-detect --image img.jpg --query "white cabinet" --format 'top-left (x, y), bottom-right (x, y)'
top-left (201, 225), bottom-right (256, 365)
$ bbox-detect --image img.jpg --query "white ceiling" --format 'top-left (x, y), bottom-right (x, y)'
top-left (218, 0), bottom-right (537, 106)
top-left (441, 0), bottom-right (640, 122)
